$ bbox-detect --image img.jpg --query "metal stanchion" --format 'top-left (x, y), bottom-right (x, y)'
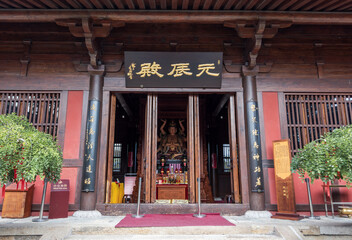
top-left (305, 178), bottom-right (320, 220)
top-left (33, 178), bottom-right (49, 222)
top-left (132, 177), bottom-right (144, 218)
top-left (193, 177), bottom-right (206, 218)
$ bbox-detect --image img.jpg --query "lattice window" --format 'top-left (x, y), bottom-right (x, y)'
top-left (222, 144), bottom-right (231, 172)
top-left (285, 93), bottom-right (352, 155)
top-left (0, 92), bottom-right (61, 138)
top-left (113, 143), bottom-right (122, 172)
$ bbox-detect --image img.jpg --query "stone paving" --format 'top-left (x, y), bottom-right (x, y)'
top-left (0, 211), bottom-right (352, 240)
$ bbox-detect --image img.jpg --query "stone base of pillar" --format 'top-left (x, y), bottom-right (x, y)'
top-left (73, 210), bottom-right (102, 218)
top-left (244, 210), bottom-right (272, 218)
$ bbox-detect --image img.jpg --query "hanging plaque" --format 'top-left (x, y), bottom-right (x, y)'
top-left (125, 51), bottom-right (222, 88)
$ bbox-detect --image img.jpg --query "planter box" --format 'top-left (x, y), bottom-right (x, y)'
top-left (1, 183), bottom-right (34, 218)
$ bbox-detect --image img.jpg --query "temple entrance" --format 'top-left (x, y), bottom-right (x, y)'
top-left (106, 93), bottom-right (240, 205)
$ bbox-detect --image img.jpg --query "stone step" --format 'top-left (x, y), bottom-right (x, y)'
top-left (65, 234), bottom-right (283, 240)
top-left (71, 225), bottom-right (276, 236)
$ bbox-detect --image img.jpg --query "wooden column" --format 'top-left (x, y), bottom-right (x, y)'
top-left (81, 65), bottom-right (105, 211)
top-left (242, 66), bottom-right (265, 211)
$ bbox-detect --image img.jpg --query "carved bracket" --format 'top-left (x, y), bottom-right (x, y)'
top-left (20, 40), bottom-right (31, 77)
top-left (74, 60), bottom-right (123, 73)
top-left (223, 60), bottom-right (272, 74)
top-left (56, 18), bottom-right (125, 69)
top-left (224, 20), bottom-right (292, 70)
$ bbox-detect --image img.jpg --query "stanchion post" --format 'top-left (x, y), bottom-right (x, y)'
top-left (193, 177), bottom-right (206, 218)
top-left (33, 178), bottom-right (49, 222)
top-left (305, 178), bottom-right (320, 220)
top-left (132, 177), bottom-right (144, 218)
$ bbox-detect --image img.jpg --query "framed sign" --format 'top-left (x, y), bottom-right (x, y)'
top-left (125, 51), bottom-right (223, 88)
top-left (271, 139), bottom-right (302, 220)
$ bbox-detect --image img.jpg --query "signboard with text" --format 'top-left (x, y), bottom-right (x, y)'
top-left (125, 52), bottom-right (223, 88)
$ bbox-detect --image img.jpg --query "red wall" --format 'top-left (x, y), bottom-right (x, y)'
top-left (31, 91), bottom-right (83, 207)
top-left (261, 92), bottom-right (352, 208)
top-left (1, 91), bottom-right (83, 211)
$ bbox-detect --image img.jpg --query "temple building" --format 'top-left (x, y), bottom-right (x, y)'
top-left (0, 0), bottom-right (352, 216)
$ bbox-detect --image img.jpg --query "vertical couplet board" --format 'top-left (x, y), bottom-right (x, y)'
top-left (272, 139), bottom-right (302, 220)
top-left (228, 94), bottom-right (240, 203)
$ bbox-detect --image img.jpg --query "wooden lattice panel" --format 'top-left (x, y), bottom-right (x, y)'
top-left (285, 93), bottom-right (352, 155)
top-left (0, 92), bottom-right (61, 137)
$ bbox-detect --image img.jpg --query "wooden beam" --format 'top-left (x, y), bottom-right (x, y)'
top-left (0, 2), bottom-right (10, 8)
top-left (301, 0), bottom-right (325, 11)
top-left (76, 0), bottom-right (94, 8)
top-left (212, 94), bottom-right (230, 117)
top-left (289, 0), bottom-right (311, 10)
top-left (160, 0), bottom-right (166, 9)
top-left (66, 0), bottom-right (82, 8)
top-left (234, 0), bottom-right (247, 10)
top-left (137, 0), bottom-right (145, 9)
top-left (12, 0), bottom-right (34, 8)
top-left (90, 0), bottom-right (104, 8)
top-left (112, 0), bottom-right (124, 8)
top-left (3, 10), bottom-right (352, 25)
top-left (224, 0), bottom-right (238, 10)
top-left (203, 0), bottom-right (212, 10)
top-left (149, 0), bottom-right (156, 9)
top-left (328, 0), bottom-right (352, 11)
top-left (256, 0), bottom-right (272, 10)
top-left (172, 0), bottom-right (177, 10)
top-left (39, 0), bottom-right (59, 8)
top-left (0, 0), bottom-right (22, 8)
top-left (193, 0), bottom-right (201, 10)
top-left (313, 0), bottom-right (339, 11)
top-left (100, 0), bottom-right (114, 8)
top-left (266, 0), bottom-right (285, 10)
top-left (244, 0), bottom-right (260, 10)
top-left (181, 0), bottom-right (189, 9)
top-left (116, 93), bottom-right (134, 120)
top-left (213, 0), bottom-right (226, 10)
top-left (278, 0), bottom-right (299, 11)
top-left (52, 0), bottom-right (71, 8)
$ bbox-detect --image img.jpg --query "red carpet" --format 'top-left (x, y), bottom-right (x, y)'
top-left (115, 213), bottom-right (235, 228)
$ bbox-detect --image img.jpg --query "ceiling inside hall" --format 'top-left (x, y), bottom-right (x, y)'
top-left (0, 0), bottom-right (351, 12)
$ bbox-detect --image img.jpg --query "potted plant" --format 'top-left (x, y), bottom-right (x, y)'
top-left (0, 113), bottom-right (63, 218)
top-left (291, 125), bottom-right (352, 186)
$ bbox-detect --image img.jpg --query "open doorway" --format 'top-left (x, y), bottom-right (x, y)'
top-left (105, 93), bottom-right (240, 205)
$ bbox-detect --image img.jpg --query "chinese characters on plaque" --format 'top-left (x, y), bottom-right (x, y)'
top-left (246, 101), bottom-right (264, 193)
top-left (125, 52), bottom-right (223, 88)
top-left (82, 100), bottom-right (100, 192)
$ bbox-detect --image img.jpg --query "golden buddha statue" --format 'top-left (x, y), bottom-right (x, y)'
top-left (158, 119), bottom-right (186, 159)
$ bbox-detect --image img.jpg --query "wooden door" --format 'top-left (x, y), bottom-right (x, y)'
top-left (143, 94), bottom-right (158, 203)
top-left (228, 94), bottom-right (240, 203)
top-left (105, 93), bottom-right (116, 203)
